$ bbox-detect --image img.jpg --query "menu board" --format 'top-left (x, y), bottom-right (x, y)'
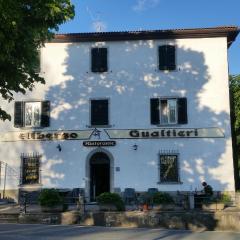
top-left (160, 155), bottom-right (178, 182)
top-left (22, 157), bottom-right (39, 185)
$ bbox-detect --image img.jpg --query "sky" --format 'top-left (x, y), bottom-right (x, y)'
top-left (58, 0), bottom-right (240, 75)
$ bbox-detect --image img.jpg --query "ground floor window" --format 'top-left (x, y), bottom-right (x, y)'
top-left (20, 153), bottom-right (41, 185)
top-left (159, 153), bottom-right (179, 183)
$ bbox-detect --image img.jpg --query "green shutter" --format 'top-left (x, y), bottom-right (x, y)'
top-left (159, 45), bottom-right (176, 71)
top-left (91, 48), bottom-right (108, 72)
top-left (150, 98), bottom-right (160, 124)
top-left (177, 98), bottom-right (188, 124)
top-left (41, 101), bottom-right (50, 127)
top-left (91, 100), bottom-right (109, 125)
top-left (14, 101), bottom-right (24, 128)
top-left (159, 46), bottom-right (167, 70)
top-left (166, 45), bottom-right (176, 70)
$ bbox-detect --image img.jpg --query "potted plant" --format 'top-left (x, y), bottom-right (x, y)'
top-left (97, 192), bottom-right (125, 211)
top-left (38, 189), bottom-right (64, 212)
top-left (152, 192), bottom-right (175, 211)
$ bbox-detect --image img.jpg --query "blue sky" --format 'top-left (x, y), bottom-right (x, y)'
top-left (58, 0), bottom-right (239, 75)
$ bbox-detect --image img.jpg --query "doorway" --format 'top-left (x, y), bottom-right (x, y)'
top-left (90, 152), bottom-right (110, 201)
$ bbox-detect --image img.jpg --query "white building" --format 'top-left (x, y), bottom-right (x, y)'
top-left (0, 26), bottom-right (239, 202)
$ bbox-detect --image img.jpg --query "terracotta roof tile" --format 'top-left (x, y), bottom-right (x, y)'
top-left (52, 26), bottom-right (239, 47)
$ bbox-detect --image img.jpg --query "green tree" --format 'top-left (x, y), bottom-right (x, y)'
top-left (229, 74), bottom-right (240, 189)
top-left (230, 75), bottom-right (240, 133)
top-left (0, 0), bottom-right (74, 121)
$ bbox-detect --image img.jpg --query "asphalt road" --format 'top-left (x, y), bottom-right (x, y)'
top-left (0, 224), bottom-right (240, 240)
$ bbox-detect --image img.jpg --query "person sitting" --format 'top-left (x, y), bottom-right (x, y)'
top-left (194, 181), bottom-right (213, 208)
top-left (202, 181), bottom-right (213, 196)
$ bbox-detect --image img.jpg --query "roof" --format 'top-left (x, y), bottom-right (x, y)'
top-left (52, 26), bottom-right (239, 47)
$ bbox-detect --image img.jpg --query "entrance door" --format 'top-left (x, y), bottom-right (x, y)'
top-left (90, 152), bottom-right (110, 202)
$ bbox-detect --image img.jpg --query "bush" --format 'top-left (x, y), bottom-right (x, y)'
top-left (219, 192), bottom-right (232, 204)
top-left (38, 189), bottom-right (63, 207)
top-left (152, 192), bottom-right (174, 204)
top-left (211, 192), bottom-right (232, 204)
top-left (97, 192), bottom-right (125, 211)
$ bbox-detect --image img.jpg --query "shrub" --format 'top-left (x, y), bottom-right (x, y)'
top-left (219, 192), bottom-right (232, 204)
top-left (97, 192), bottom-right (125, 211)
top-left (152, 192), bottom-right (174, 204)
top-left (210, 192), bottom-right (232, 204)
top-left (38, 189), bottom-right (63, 207)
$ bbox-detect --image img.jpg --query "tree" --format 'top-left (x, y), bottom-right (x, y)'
top-left (0, 0), bottom-right (74, 121)
top-left (229, 74), bottom-right (240, 189)
top-left (230, 75), bottom-right (240, 134)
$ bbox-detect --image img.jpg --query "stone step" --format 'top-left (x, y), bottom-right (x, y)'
top-left (0, 218), bottom-right (18, 223)
top-left (0, 214), bottom-right (19, 223)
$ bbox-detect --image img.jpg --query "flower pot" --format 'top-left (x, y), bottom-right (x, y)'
top-left (152, 204), bottom-right (175, 211)
top-left (202, 203), bottom-right (225, 211)
top-left (99, 204), bottom-right (117, 212)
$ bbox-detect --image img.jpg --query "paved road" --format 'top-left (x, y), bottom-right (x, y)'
top-left (0, 224), bottom-right (239, 240)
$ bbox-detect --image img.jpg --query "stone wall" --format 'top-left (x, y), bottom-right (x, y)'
top-left (81, 211), bottom-right (240, 231)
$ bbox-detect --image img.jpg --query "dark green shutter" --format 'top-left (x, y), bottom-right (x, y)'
top-left (91, 100), bottom-right (109, 125)
top-left (99, 48), bottom-right (107, 72)
top-left (14, 101), bottom-right (24, 127)
top-left (159, 45), bottom-right (176, 71)
top-left (41, 101), bottom-right (50, 127)
top-left (166, 45), bottom-right (176, 70)
top-left (177, 98), bottom-right (188, 124)
top-left (91, 48), bottom-right (98, 72)
top-left (91, 48), bottom-right (108, 72)
top-left (159, 46), bottom-right (167, 70)
top-left (150, 98), bottom-right (160, 124)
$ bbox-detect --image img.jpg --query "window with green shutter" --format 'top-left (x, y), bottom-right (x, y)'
top-left (14, 101), bottom-right (50, 128)
top-left (159, 45), bottom-right (176, 71)
top-left (150, 97), bottom-right (187, 125)
top-left (90, 99), bottom-right (109, 126)
top-left (91, 48), bottom-right (108, 72)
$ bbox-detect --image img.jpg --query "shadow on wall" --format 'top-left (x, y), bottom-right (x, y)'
top-left (41, 37), bottom-right (232, 190)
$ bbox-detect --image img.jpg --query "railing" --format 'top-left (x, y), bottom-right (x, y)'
top-left (17, 189), bottom-right (238, 214)
top-left (0, 161), bottom-right (19, 199)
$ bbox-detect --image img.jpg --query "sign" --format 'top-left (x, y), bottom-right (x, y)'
top-left (22, 157), bottom-right (39, 185)
top-left (0, 130), bottom-right (93, 142)
top-left (83, 141), bottom-right (116, 147)
top-left (105, 128), bottom-right (224, 139)
top-left (160, 155), bottom-right (179, 182)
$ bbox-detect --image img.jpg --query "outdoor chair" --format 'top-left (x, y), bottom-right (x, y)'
top-left (123, 188), bottom-right (136, 205)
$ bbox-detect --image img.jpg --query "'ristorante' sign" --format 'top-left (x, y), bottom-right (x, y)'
top-left (105, 128), bottom-right (224, 139)
top-left (83, 141), bottom-right (116, 147)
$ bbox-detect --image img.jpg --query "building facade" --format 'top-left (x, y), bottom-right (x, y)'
top-left (0, 27), bottom-right (239, 202)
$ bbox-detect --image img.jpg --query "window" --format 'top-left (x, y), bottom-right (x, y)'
top-left (90, 99), bottom-right (109, 126)
top-left (150, 98), bottom-right (187, 125)
top-left (159, 154), bottom-right (179, 183)
top-left (158, 45), bottom-right (176, 71)
top-left (21, 154), bottom-right (40, 185)
top-left (14, 101), bottom-right (50, 128)
top-left (91, 48), bottom-right (108, 72)
top-left (25, 102), bottom-right (41, 127)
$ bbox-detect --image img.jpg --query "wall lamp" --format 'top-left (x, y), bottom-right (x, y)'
top-left (133, 144), bottom-right (138, 151)
top-left (56, 144), bottom-right (62, 152)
